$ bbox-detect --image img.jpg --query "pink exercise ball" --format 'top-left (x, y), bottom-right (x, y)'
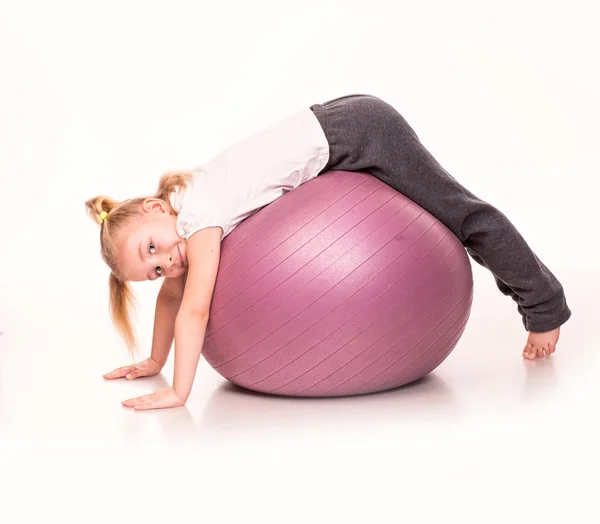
top-left (202, 171), bottom-right (473, 397)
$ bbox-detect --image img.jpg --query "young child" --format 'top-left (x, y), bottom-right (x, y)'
top-left (88, 94), bottom-right (571, 411)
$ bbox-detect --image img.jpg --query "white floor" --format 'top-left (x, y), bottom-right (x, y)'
top-left (1, 1), bottom-right (599, 522)
top-left (1, 263), bottom-right (598, 521)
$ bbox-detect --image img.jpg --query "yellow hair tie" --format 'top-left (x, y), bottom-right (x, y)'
top-left (99, 211), bottom-right (108, 222)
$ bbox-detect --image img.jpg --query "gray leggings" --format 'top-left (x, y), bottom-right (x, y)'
top-left (310, 94), bottom-right (571, 333)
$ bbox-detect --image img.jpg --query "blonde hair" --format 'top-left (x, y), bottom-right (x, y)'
top-left (85, 169), bottom-right (195, 358)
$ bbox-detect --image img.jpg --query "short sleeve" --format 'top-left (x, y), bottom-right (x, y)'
top-left (170, 172), bottom-right (228, 241)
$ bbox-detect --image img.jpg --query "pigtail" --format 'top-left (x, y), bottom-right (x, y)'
top-left (155, 168), bottom-right (195, 205)
top-left (85, 195), bottom-right (118, 226)
top-left (109, 272), bottom-right (139, 359)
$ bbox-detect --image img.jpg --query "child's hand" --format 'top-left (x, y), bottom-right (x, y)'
top-left (103, 357), bottom-right (163, 380)
top-left (121, 386), bottom-right (186, 411)
top-left (523, 327), bottom-right (560, 360)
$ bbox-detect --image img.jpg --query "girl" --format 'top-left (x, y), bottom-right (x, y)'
top-left (87, 94), bottom-right (571, 411)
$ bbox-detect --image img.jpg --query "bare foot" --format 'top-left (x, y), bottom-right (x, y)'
top-left (523, 327), bottom-right (560, 360)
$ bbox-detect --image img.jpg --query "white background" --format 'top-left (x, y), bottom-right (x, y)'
top-left (1, 0), bottom-right (599, 522)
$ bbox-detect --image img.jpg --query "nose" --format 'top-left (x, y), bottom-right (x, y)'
top-left (167, 250), bottom-right (178, 270)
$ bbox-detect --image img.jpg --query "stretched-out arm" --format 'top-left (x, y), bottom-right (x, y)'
top-left (149, 275), bottom-right (186, 368)
top-left (120, 227), bottom-right (223, 410)
top-left (172, 226), bottom-right (223, 402)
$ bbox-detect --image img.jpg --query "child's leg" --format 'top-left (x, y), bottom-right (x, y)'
top-left (310, 94), bottom-right (571, 334)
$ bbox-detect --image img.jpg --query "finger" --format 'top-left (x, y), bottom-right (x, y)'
top-left (134, 402), bottom-right (162, 411)
top-left (537, 345), bottom-right (546, 358)
top-left (104, 366), bottom-right (132, 378)
top-left (131, 395), bottom-right (163, 410)
top-left (104, 366), bottom-right (135, 379)
top-left (132, 389), bottom-right (178, 411)
top-left (523, 343), bottom-right (534, 359)
top-left (122, 395), bottom-right (153, 405)
top-left (125, 370), bottom-right (145, 380)
top-left (133, 396), bottom-right (176, 411)
top-left (122, 394), bottom-right (154, 407)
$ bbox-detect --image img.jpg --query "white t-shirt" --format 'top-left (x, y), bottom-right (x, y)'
top-left (169, 106), bottom-right (330, 241)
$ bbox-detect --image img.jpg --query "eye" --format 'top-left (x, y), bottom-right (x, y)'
top-left (149, 242), bottom-right (162, 278)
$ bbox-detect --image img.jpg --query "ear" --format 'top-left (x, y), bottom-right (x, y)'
top-left (142, 198), bottom-right (168, 214)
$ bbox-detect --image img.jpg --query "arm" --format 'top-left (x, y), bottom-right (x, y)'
top-left (172, 226), bottom-right (223, 402)
top-left (149, 275), bottom-right (186, 368)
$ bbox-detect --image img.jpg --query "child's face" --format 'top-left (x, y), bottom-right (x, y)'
top-left (118, 199), bottom-right (188, 282)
